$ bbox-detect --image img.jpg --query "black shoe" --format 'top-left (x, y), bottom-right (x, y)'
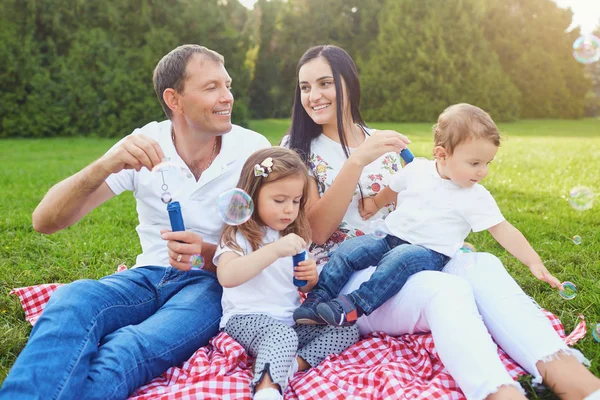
top-left (316, 295), bottom-right (360, 326)
top-left (293, 292), bottom-right (328, 324)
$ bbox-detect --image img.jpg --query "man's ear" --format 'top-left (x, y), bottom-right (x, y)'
top-left (163, 88), bottom-right (182, 116)
top-left (433, 146), bottom-right (448, 164)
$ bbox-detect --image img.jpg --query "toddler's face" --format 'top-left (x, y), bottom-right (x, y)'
top-left (442, 139), bottom-right (498, 188)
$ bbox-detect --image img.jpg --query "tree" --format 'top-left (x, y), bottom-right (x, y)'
top-left (484, 0), bottom-right (590, 118)
top-left (361, 0), bottom-right (520, 122)
top-left (583, 24), bottom-right (600, 117)
top-left (0, 0), bottom-right (253, 138)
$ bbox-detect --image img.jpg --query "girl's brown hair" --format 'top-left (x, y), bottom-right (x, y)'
top-left (219, 146), bottom-right (312, 253)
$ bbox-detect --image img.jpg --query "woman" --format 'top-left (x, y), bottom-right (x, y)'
top-left (285, 44), bottom-right (600, 400)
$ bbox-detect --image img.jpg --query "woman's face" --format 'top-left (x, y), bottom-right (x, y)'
top-left (298, 57), bottom-right (345, 127)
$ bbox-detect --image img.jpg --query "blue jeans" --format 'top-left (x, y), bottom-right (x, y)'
top-left (313, 235), bottom-right (449, 315)
top-left (0, 266), bottom-right (222, 400)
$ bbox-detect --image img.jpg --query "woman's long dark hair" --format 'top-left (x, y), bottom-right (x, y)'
top-left (287, 45), bottom-right (367, 166)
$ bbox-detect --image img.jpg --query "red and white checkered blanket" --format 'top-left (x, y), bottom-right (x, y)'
top-left (10, 277), bottom-right (586, 400)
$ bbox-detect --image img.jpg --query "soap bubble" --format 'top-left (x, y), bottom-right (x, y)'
top-left (572, 235), bottom-right (582, 245)
top-left (568, 186), bottom-right (594, 211)
top-left (451, 242), bottom-right (477, 268)
top-left (592, 323), bottom-right (600, 343)
top-left (217, 188), bottom-right (254, 225)
top-left (368, 219), bottom-right (388, 239)
top-left (152, 159), bottom-right (188, 204)
top-left (559, 281), bottom-right (577, 300)
top-left (189, 254), bottom-right (205, 269)
top-left (573, 35), bottom-right (600, 64)
top-left (454, 242), bottom-right (476, 254)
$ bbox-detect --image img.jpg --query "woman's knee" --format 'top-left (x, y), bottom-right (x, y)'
top-left (445, 252), bottom-right (505, 281)
top-left (431, 274), bottom-right (475, 303)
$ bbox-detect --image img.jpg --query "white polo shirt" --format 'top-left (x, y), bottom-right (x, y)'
top-left (384, 158), bottom-right (505, 257)
top-left (105, 120), bottom-right (271, 268)
top-left (213, 228), bottom-right (303, 328)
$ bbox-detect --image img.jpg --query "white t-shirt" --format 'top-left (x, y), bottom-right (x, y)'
top-left (385, 158), bottom-right (505, 256)
top-left (297, 132), bottom-right (400, 265)
top-left (105, 120), bottom-right (271, 268)
top-left (213, 228), bottom-right (302, 328)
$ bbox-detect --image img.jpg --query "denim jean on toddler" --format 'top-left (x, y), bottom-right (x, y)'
top-left (0, 266), bottom-right (223, 400)
top-left (313, 234), bottom-right (449, 315)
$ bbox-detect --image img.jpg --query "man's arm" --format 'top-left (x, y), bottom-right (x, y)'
top-left (32, 161), bottom-right (116, 234)
top-left (33, 133), bottom-right (165, 234)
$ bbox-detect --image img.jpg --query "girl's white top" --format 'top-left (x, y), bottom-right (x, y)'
top-left (214, 227), bottom-right (301, 329)
top-left (305, 133), bottom-right (400, 265)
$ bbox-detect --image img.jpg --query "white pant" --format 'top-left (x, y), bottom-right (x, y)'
top-left (340, 252), bottom-right (588, 400)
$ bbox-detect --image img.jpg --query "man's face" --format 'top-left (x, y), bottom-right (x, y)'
top-left (178, 54), bottom-right (234, 135)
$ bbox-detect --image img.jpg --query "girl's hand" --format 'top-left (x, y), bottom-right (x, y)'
top-left (273, 233), bottom-right (307, 258)
top-left (359, 197), bottom-right (380, 220)
top-left (349, 129), bottom-right (410, 167)
top-left (528, 263), bottom-right (561, 288)
top-left (161, 229), bottom-right (203, 271)
top-left (294, 259), bottom-right (318, 285)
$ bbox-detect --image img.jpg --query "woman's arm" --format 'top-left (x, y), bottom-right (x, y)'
top-left (306, 131), bottom-right (409, 244)
top-left (306, 158), bottom-right (365, 244)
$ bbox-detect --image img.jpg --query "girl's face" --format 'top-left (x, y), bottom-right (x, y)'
top-left (257, 174), bottom-right (305, 231)
top-left (298, 57), bottom-right (343, 127)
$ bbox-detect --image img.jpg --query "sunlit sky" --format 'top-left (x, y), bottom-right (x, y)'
top-left (237, 0), bottom-right (599, 35)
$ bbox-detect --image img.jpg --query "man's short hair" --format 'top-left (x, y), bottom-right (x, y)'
top-left (153, 44), bottom-right (225, 119)
top-left (433, 103), bottom-right (501, 155)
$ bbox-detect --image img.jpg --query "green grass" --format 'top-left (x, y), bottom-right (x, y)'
top-left (1, 119), bottom-right (599, 397)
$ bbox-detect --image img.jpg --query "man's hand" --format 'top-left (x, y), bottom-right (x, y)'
top-left (100, 134), bottom-right (165, 175)
top-left (359, 197), bottom-right (380, 220)
top-left (161, 229), bottom-right (204, 271)
top-left (528, 263), bottom-right (562, 289)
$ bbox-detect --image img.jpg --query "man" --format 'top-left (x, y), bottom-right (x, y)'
top-left (0, 44), bottom-right (270, 399)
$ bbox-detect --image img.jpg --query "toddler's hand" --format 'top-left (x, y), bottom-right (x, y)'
top-left (528, 263), bottom-right (561, 288)
top-left (273, 233), bottom-right (307, 258)
top-left (359, 197), bottom-right (380, 220)
top-left (294, 258), bottom-right (318, 286)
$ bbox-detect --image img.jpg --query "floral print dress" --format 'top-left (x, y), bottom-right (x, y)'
top-left (307, 131), bottom-right (401, 265)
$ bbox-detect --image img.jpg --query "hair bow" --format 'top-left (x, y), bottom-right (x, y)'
top-left (254, 157), bottom-right (274, 177)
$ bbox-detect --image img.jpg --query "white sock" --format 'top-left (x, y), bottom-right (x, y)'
top-left (254, 387), bottom-right (283, 400)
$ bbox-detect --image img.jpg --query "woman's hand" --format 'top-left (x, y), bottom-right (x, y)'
top-left (294, 258), bottom-right (319, 292)
top-left (161, 229), bottom-right (204, 271)
top-left (359, 196), bottom-right (380, 220)
top-left (272, 233), bottom-right (307, 258)
top-left (349, 129), bottom-right (410, 167)
top-left (528, 263), bottom-right (562, 289)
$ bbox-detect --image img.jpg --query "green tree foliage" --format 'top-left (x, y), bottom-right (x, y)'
top-left (583, 25), bottom-right (600, 117)
top-left (0, 0), bottom-right (594, 137)
top-left (248, 0), bottom-right (386, 118)
top-left (248, 0), bottom-right (288, 118)
top-left (484, 0), bottom-right (590, 118)
top-left (0, 0), bottom-right (252, 138)
top-left (360, 0), bottom-right (520, 122)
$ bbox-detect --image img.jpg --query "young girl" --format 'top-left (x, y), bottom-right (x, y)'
top-left (214, 147), bottom-right (359, 400)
